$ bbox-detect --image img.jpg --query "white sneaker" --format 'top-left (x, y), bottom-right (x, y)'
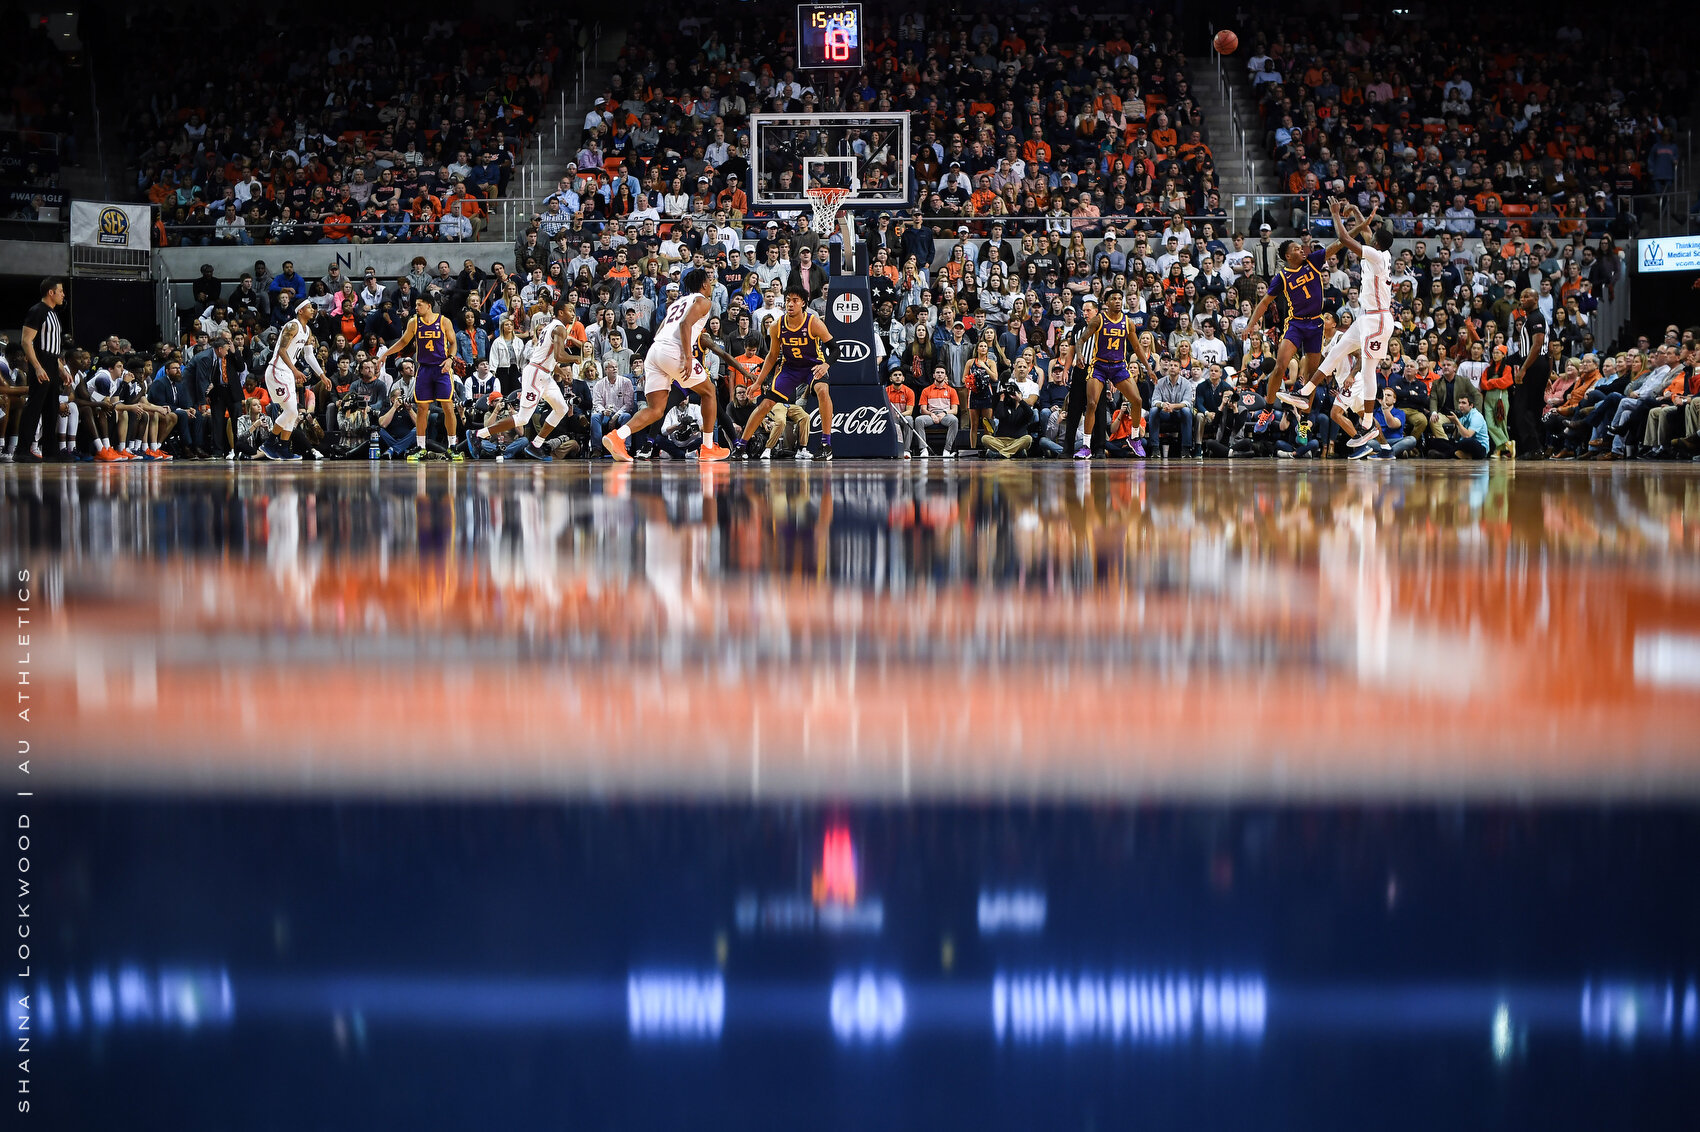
top-left (1276, 449), bottom-right (1296, 459)
top-left (759, 447), bottom-right (772, 461)
top-left (901, 451), bottom-right (911, 459)
top-left (1276, 392), bottom-right (1310, 410)
top-left (917, 450), bottom-right (929, 459)
top-left (794, 449), bottom-right (813, 461)
top-left (1346, 428), bottom-right (1379, 449)
top-left (226, 451), bottom-right (235, 461)
top-left (310, 448), bottom-right (325, 460)
top-left (942, 449), bottom-right (956, 459)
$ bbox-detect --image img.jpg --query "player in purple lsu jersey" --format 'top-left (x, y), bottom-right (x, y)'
top-left (380, 294), bottom-right (463, 461)
top-left (1073, 288), bottom-right (1150, 460)
top-left (1244, 231), bottom-right (1349, 406)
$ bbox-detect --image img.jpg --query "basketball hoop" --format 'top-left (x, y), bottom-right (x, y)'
top-left (805, 185), bottom-right (851, 235)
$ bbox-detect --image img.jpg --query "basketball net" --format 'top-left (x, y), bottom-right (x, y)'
top-left (805, 185), bottom-right (850, 235)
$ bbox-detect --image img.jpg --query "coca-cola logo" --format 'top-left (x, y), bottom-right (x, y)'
top-left (809, 404), bottom-right (889, 435)
top-left (837, 340), bottom-right (871, 363)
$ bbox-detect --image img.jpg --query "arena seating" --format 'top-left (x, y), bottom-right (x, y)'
top-left (1236, 13), bottom-right (1685, 242)
top-left (123, 12), bottom-right (589, 248)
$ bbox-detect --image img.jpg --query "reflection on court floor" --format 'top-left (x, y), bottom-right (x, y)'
top-left (5, 462), bottom-right (1699, 797)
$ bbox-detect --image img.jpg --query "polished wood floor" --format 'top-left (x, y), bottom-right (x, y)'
top-left (5, 460), bottom-right (1699, 799)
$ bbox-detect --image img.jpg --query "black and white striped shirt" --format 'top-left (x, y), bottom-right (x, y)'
top-left (24, 302), bottom-right (63, 366)
top-left (1509, 308), bottom-right (1545, 362)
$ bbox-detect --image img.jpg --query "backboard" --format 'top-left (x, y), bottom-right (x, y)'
top-left (749, 112), bottom-right (911, 211)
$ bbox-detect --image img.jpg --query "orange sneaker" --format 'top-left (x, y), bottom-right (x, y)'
top-left (146, 448), bottom-right (167, 460)
top-left (697, 442), bottom-right (730, 462)
top-left (95, 447), bottom-right (121, 462)
top-left (602, 431), bottom-right (632, 462)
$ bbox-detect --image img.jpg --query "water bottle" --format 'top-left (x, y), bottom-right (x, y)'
top-left (369, 427), bottom-right (380, 461)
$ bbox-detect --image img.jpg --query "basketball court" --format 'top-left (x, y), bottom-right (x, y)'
top-left (8, 461), bottom-right (1699, 800)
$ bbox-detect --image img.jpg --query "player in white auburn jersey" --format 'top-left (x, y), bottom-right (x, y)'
top-left (1284, 200), bottom-right (1394, 456)
top-left (604, 267), bottom-right (732, 462)
top-left (473, 308), bottom-right (578, 461)
top-left (260, 298), bottom-right (324, 460)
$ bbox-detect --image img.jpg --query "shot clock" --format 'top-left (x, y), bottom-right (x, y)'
top-left (798, 3), bottom-right (862, 69)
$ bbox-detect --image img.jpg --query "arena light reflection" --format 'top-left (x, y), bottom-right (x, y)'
top-left (830, 972), bottom-right (906, 1044)
top-left (20, 966), bottom-right (1699, 1056)
top-left (992, 972), bottom-right (1267, 1045)
top-left (977, 890), bottom-right (1047, 935)
top-left (627, 972), bottom-right (726, 1040)
top-left (14, 966), bottom-right (235, 1038)
top-left (1580, 980), bottom-right (1700, 1047)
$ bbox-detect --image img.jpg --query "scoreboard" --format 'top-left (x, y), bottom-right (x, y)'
top-left (798, 4), bottom-right (862, 69)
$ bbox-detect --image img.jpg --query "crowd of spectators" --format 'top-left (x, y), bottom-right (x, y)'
top-left (1240, 11), bottom-right (1689, 241)
top-left (119, 7), bottom-right (589, 248)
top-left (507, 3), bottom-right (1226, 266)
top-left (474, 5), bottom-right (1673, 461)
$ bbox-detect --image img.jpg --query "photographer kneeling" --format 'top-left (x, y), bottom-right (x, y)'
top-left (233, 397), bottom-right (272, 458)
top-left (980, 380), bottom-right (1038, 459)
top-left (376, 382), bottom-right (417, 458)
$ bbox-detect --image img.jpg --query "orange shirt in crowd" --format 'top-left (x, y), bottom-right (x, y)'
top-left (731, 351), bottom-right (764, 395)
top-left (1109, 406), bottom-right (1135, 441)
top-left (445, 193), bottom-right (484, 219)
top-left (920, 383), bottom-right (959, 415)
top-left (887, 383), bottom-right (916, 413)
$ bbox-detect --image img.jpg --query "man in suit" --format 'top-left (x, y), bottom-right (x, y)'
top-left (191, 333), bottom-right (243, 457)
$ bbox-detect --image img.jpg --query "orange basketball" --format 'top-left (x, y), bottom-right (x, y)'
top-left (1214, 29), bottom-right (1239, 55)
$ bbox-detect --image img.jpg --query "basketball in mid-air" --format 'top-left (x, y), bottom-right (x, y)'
top-left (1214, 29), bottom-right (1239, 55)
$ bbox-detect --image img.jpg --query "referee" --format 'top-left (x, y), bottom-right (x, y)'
top-left (17, 277), bottom-right (72, 463)
top-left (1507, 287), bottom-right (1548, 459)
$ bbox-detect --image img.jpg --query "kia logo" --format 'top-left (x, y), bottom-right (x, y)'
top-left (809, 405), bottom-right (889, 435)
top-left (837, 340), bottom-right (871, 363)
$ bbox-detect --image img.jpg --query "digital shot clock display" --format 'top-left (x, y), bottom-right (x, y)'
top-left (798, 4), bottom-right (862, 69)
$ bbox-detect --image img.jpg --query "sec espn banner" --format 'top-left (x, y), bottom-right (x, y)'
top-left (70, 201), bottom-right (151, 250)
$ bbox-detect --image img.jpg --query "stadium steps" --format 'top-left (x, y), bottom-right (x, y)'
top-left (1189, 56), bottom-right (1278, 205)
top-left (529, 28), bottom-right (627, 219)
top-left (53, 45), bottom-right (122, 202)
